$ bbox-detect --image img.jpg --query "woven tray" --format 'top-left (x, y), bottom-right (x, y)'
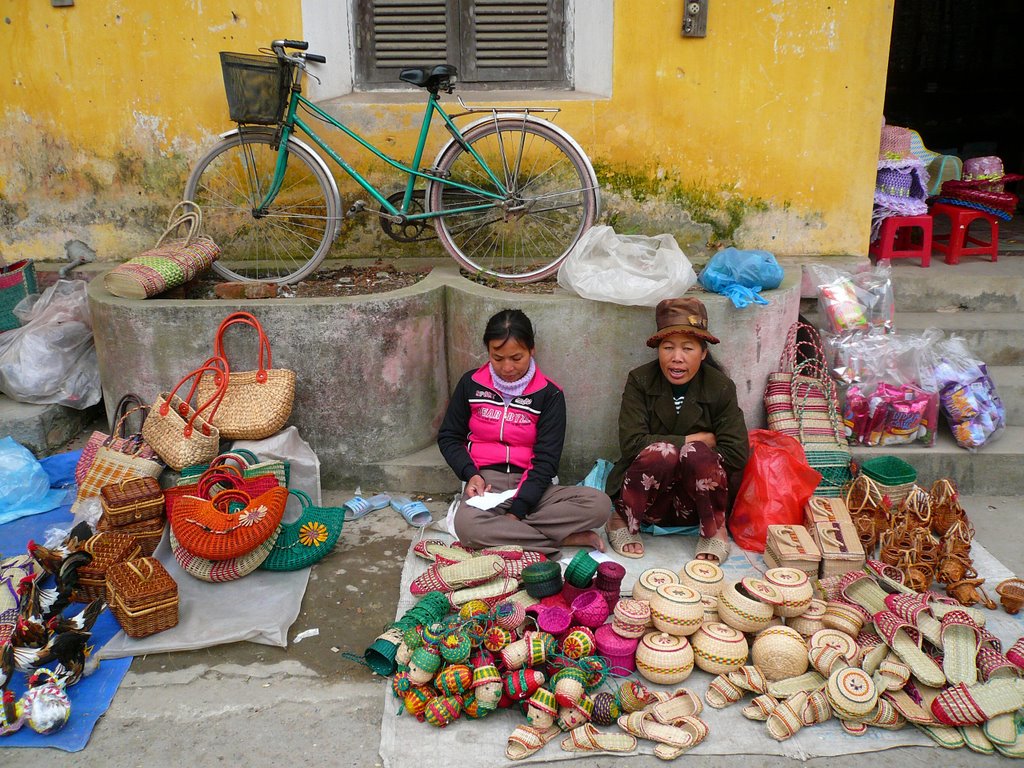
top-left (106, 557), bottom-right (179, 638)
top-left (74, 533), bottom-right (143, 603)
top-left (100, 476), bottom-right (165, 527)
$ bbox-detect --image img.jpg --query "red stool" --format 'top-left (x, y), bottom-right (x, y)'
top-left (929, 202), bottom-right (999, 265)
top-left (869, 214), bottom-right (932, 267)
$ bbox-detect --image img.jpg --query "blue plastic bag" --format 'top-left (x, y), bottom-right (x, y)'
top-left (698, 247), bottom-right (784, 308)
top-left (0, 436), bottom-right (67, 526)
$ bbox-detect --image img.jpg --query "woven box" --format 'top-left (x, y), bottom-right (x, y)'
top-left (97, 514), bottom-right (166, 558)
top-left (74, 533), bottom-right (143, 603)
top-left (812, 521), bottom-right (866, 578)
top-left (804, 497), bottom-right (853, 528)
top-left (106, 557), bottom-right (179, 638)
top-left (100, 476), bottom-right (165, 527)
top-left (764, 525), bottom-right (821, 577)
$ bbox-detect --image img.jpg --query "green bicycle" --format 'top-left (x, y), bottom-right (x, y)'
top-left (185, 39), bottom-right (601, 284)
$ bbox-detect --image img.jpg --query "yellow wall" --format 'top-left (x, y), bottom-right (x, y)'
top-left (0, 0), bottom-right (893, 260)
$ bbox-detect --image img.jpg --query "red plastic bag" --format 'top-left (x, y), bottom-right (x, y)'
top-left (729, 430), bottom-right (822, 553)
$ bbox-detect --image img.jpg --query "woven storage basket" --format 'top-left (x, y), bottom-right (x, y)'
top-left (691, 621), bottom-right (749, 675)
top-left (106, 556), bottom-right (179, 638)
top-left (170, 525), bottom-right (278, 582)
top-left (804, 496), bottom-right (853, 527)
top-left (996, 578), bottom-right (1024, 615)
top-left (0, 257), bottom-right (37, 331)
top-left (812, 521), bottom-right (866, 578)
top-left (97, 514), bottom-right (166, 558)
top-left (701, 594), bottom-right (720, 625)
top-left (649, 583), bottom-right (703, 637)
top-left (786, 598), bottom-right (827, 638)
top-left (564, 550), bottom-right (598, 588)
top-left (821, 601), bottom-right (865, 637)
top-left (570, 590), bottom-right (610, 628)
top-left (860, 455), bottom-right (916, 505)
top-left (678, 559), bottom-right (725, 597)
top-left (594, 623), bottom-right (638, 675)
top-left (635, 631), bottom-right (694, 685)
top-left (826, 666), bottom-right (877, 720)
top-left (751, 626), bottom-right (809, 681)
top-left (631, 567), bottom-right (679, 603)
top-left (717, 579), bottom-right (778, 634)
top-left (100, 476), bottom-right (164, 527)
top-left (594, 561), bottom-right (626, 592)
top-left (612, 598), bottom-right (651, 639)
top-left (763, 567), bottom-right (814, 618)
top-left (73, 533), bottom-right (143, 602)
top-left (764, 524), bottom-right (821, 577)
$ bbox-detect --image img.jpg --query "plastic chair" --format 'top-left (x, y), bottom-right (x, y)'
top-left (929, 202), bottom-right (999, 265)
top-left (869, 214), bottom-right (932, 267)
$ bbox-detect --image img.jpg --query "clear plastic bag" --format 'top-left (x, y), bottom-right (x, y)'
top-left (556, 225), bottom-right (697, 306)
top-left (697, 247), bottom-right (784, 308)
top-left (811, 261), bottom-right (895, 335)
top-left (0, 279), bottom-right (101, 408)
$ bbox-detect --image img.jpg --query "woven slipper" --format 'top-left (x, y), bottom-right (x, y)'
top-left (837, 570), bottom-right (888, 620)
top-left (864, 559), bottom-right (915, 595)
top-left (412, 538), bottom-right (475, 565)
top-left (390, 495), bottom-right (432, 527)
top-left (914, 722), bottom-right (967, 749)
top-left (705, 673), bottom-right (744, 709)
top-left (653, 716), bottom-right (709, 760)
top-left (767, 671), bottom-right (826, 699)
top-left (695, 535), bottom-right (731, 564)
top-left (645, 688), bottom-right (704, 722)
top-left (505, 723), bottom-right (561, 760)
top-left (881, 685), bottom-right (936, 725)
top-left (808, 645), bottom-right (849, 678)
top-left (728, 666), bottom-right (769, 695)
top-left (560, 723), bottom-right (637, 754)
top-left (884, 593), bottom-right (944, 649)
top-left (960, 724), bottom-right (996, 755)
top-left (410, 554), bottom-right (506, 595)
top-left (766, 691), bottom-right (808, 741)
top-left (872, 655), bottom-right (911, 693)
top-left (1008, 637), bottom-right (1024, 670)
top-left (939, 610), bottom-right (983, 686)
top-left (994, 714), bottom-right (1024, 759)
top-left (449, 576), bottom-right (520, 609)
top-left (742, 694), bottom-right (779, 721)
top-left (931, 678), bottom-right (1024, 726)
top-left (606, 525), bottom-right (644, 559)
top-left (977, 647), bottom-right (1018, 682)
top-left (343, 493), bottom-right (391, 521)
top-left (873, 610), bottom-right (946, 688)
top-left (801, 689), bottom-right (833, 726)
top-left (984, 713), bottom-right (1019, 747)
top-left (617, 711), bottom-right (706, 758)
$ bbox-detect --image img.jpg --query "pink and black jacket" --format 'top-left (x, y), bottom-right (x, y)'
top-left (437, 364), bottom-right (565, 519)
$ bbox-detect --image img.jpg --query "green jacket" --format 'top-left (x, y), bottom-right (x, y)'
top-left (606, 360), bottom-right (749, 497)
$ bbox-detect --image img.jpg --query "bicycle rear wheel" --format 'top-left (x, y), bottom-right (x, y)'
top-left (184, 130), bottom-right (339, 284)
top-left (428, 117), bottom-right (599, 282)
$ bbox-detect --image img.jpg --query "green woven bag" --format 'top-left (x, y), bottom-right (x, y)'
top-left (259, 490), bottom-right (345, 571)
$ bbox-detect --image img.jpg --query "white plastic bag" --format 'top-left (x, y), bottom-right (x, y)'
top-left (232, 426), bottom-right (322, 521)
top-left (0, 279), bottom-right (100, 408)
top-left (557, 225), bottom-right (697, 306)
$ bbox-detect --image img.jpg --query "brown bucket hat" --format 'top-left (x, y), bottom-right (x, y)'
top-left (646, 296), bottom-right (720, 347)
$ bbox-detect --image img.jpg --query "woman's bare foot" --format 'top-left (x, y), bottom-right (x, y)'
top-left (695, 528), bottom-right (730, 563)
top-left (606, 511), bottom-right (643, 556)
top-left (561, 530), bottom-right (606, 552)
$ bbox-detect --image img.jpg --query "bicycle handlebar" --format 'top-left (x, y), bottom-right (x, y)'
top-left (271, 39), bottom-right (326, 65)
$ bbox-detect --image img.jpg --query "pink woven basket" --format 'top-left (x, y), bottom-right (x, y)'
top-left (536, 605), bottom-right (573, 639)
top-left (570, 590), bottom-right (610, 628)
top-left (595, 623), bottom-right (638, 675)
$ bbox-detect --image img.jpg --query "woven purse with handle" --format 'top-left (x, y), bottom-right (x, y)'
top-left (260, 490), bottom-right (345, 571)
top-left (76, 394), bottom-right (157, 485)
top-left (195, 311), bottom-right (295, 440)
top-left (170, 485), bottom-right (287, 561)
top-left (0, 254), bottom-right (38, 331)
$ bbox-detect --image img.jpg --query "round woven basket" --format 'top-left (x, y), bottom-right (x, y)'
top-left (826, 666), bottom-right (877, 719)
top-left (809, 627), bottom-right (860, 663)
top-left (536, 605), bottom-right (573, 639)
top-left (635, 631), bottom-right (694, 685)
top-left (612, 598), bottom-right (652, 638)
top-left (564, 550), bottom-right (598, 588)
top-left (570, 589), bottom-right (610, 628)
top-left (751, 626), bottom-right (809, 681)
top-left (562, 627), bottom-right (597, 660)
top-left (701, 594), bottom-right (720, 625)
top-left (595, 561), bottom-right (626, 592)
top-left (678, 559), bottom-right (725, 597)
top-left (595, 623), bottom-right (639, 675)
top-left (717, 579), bottom-right (777, 634)
top-left (786, 598), bottom-right (828, 638)
top-left (691, 621), bottom-right (749, 675)
top-left (631, 567), bottom-right (680, 603)
top-left (649, 583), bottom-right (704, 637)
top-left (822, 601), bottom-right (865, 637)
top-left (763, 567), bottom-right (814, 618)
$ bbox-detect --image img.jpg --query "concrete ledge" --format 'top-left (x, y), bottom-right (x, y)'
top-left (0, 395), bottom-right (99, 455)
top-left (88, 266), bottom-right (801, 489)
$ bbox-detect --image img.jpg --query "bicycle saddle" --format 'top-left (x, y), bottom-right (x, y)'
top-left (399, 64), bottom-right (457, 90)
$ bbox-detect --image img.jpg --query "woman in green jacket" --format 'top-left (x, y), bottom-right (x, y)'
top-left (606, 297), bottom-right (748, 563)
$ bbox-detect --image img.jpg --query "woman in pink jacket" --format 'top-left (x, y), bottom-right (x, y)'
top-left (437, 309), bottom-right (611, 556)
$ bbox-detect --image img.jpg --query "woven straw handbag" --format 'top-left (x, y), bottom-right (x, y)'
top-left (142, 357), bottom-right (229, 471)
top-left (764, 321), bottom-right (851, 496)
top-left (178, 449), bottom-right (289, 487)
top-left (0, 255), bottom-right (37, 331)
top-left (169, 526), bottom-right (280, 583)
top-left (260, 490), bottom-right (345, 571)
top-left (195, 311), bottom-right (295, 440)
top-left (170, 485), bottom-right (287, 561)
top-left (72, 436), bottom-right (164, 514)
top-left (164, 464), bottom-right (280, 520)
top-left (103, 201), bottom-right (220, 299)
top-left (76, 394), bottom-right (158, 485)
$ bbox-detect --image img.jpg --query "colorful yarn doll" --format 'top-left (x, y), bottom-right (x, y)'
top-left (471, 665), bottom-right (503, 713)
top-left (525, 687), bottom-right (559, 729)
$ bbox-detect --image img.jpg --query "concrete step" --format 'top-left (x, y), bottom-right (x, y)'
top-left (0, 395), bottom-right (100, 456)
top-left (353, 444), bottom-right (459, 496)
top-left (889, 255), bottom-right (1024, 312)
top-left (989, 365), bottom-right (1024, 426)
top-left (851, 425), bottom-right (1024, 495)
top-left (895, 311), bottom-right (1024, 366)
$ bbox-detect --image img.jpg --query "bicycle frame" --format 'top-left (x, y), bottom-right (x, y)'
top-left (256, 86), bottom-right (513, 222)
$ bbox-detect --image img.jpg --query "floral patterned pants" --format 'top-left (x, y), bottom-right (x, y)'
top-left (616, 441), bottom-right (728, 537)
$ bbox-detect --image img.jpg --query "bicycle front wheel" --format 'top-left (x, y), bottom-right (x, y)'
top-left (428, 117), bottom-right (599, 282)
top-left (184, 130), bottom-right (339, 284)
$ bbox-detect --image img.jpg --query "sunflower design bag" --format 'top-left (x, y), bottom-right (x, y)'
top-left (260, 490), bottom-right (345, 571)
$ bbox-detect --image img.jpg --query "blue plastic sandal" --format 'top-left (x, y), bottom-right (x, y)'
top-left (390, 495), bottom-right (432, 527)
top-left (343, 493), bottom-right (391, 521)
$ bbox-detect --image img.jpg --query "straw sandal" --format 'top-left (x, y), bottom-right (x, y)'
top-left (606, 524), bottom-right (644, 559)
top-left (617, 711), bottom-right (708, 759)
top-left (931, 678), bottom-right (1024, 727)
top-left (742, 694), bottom-right (779, 722)
top-left (960, 724), bottom-right (996, 755)
top-left (705, 673), bottom-right (744, 709)
top-left (993, 718), bottom-right (1024, 759)
top-left (801, 689), bottom-right (833, 726)
top-left (645, 688), bottom-right (704, 721)
top-left (939, 610), bottom-right (983, 686)
top-left (765, 691), bottom-right (808, 741)
top-left (873, 610), bottom-right (946, 688)
top-left (838, 570), bottom-right (890, 619)
top-left (560, 723), bottom-right (637, 754)
top-left (883, 593), bottom-right (943, 648)
top-left (695, 535), bottom-right (731, 564)
top-left (985, 712), bottom-right (1020, 748)
top-left (409, 554), bottom-right (506, 595)
top-left (505, 723), bottom-right (561, 760)
top-left (412, 538), bottom-right (475, 565)
top-left (1008, 637), bottom-right (1024, 670)
top-left (914, 722), bottom-right (967, 749)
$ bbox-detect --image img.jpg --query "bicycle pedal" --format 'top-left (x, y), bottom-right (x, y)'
top-left (346, 200), bottom-right (367, 217)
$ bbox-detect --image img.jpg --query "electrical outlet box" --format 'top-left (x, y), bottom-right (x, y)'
top-left (682, 0), bottom-right (708, 37)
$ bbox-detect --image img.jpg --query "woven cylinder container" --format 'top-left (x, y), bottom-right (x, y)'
top-left (786, 598), bottom-right (828, 638)
top-left (595, 623), bottom-right (639, 675)
top-left (570, 590), bottom-right (610, 629)
top-left (763, 567), bottom-right (814, 618)
top-left (595, 561), bottom-right (626, 592)
top-left (691, 622), bottom-right (749, 675)
top-left (631, 567), bottom-right (679, 603)
top-left (751, 626), bottom-right (809, 681)
top-left (809, 628), bottom-right (860, 663)
top-left (822, 601), bottom-right (865, 637)
top-left (522, 561), bottom-right (563, 598)
top-left (717, 580), bottom-right (777, 634)
top-left (649, 583), bottom-right (703, 637)
top-left (678, 559), bottom-right (726, 597)
top-left (635, 631), bottom-right (694, 685)
top-left (564, 550), bottom-right (598, 588)
top-left (701, 595), bottom-right (720, 625)
top-left (612, 598), bottom-right (651, 639)
top-left (826, 666), bottom-right (878, 720)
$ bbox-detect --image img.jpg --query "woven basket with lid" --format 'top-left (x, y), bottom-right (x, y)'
top-left (97, 514), bottom-right (166, 558)
top-left (649, 583), bottom-right (703, 637)
top-left (826, 666), bottom-right (877, 719)
top-left (678, 559), bottom-right (725, 597)
top-left (786, 598), bottom-right (828, 638)
top-left (635, 631), bottom-right (694, 685)
top-left (751, 626), bottom-right (809, 681)
top-left (763, 567), bottom-right (814, 618)
top-left (106, 556), bottom-right (179, 638)
top-left (100, 476), bottom-right (165, 527)
top-left (692, 621), bottom-right (749, 675)
top-left (74, 533), bottom-right (143, 602)
top-left (809, 627), bottom-right (860, 663)
top-left (717, 578), bottom-right (782, 634)
top-left (631, 567), bottom-right (679, 603)
top-left (612, 598), bottom-right (652, 638)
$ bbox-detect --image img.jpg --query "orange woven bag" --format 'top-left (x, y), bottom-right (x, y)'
top-left (170, 485), bottom-right (287, 561)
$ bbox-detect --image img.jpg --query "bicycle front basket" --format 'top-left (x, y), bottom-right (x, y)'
top-left (219, 52), bottom-right (290, 125)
